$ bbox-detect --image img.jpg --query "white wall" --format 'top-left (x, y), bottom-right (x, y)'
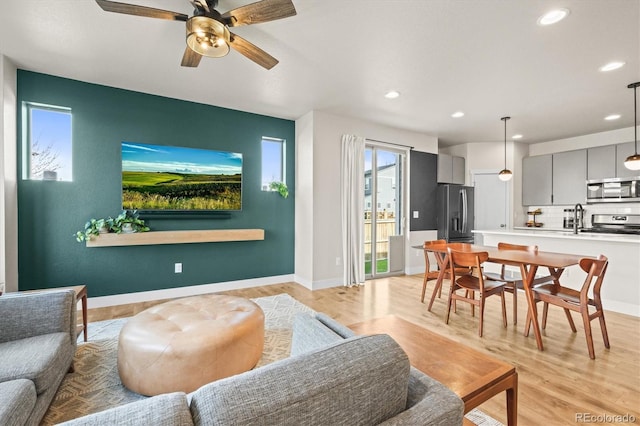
top-left (529, 127), bottom-right (636, 156)
top-left (295, 110), bottom-right (438, 289)
top-left (0, 55), bottom-right (17, 293)
top-left (294, 111), bottom-right (314, 289)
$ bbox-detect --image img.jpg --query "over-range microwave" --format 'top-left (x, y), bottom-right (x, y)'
top-left (586, 177), bottom-right (640, 203)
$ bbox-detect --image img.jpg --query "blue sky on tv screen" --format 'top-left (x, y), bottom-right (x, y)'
top-left (122, 142), bottom-right (242, 175)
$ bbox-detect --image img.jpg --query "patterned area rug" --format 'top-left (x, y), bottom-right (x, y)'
top-left (43, 293), bottom-right (503, 425)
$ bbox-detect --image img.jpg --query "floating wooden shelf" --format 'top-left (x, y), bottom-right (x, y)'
top-left (86, 229), bottom-right (265, 247)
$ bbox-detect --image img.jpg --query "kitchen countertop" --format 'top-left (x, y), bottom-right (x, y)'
top-left (473, 228), bottom-right (640, 244)
top-left (475, 228), bottom-right (640, 317)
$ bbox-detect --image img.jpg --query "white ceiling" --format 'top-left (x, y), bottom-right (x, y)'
top-left (0, 0), bottom-right (638, 146)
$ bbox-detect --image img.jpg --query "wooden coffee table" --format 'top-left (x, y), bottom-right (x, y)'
top-left (349, 315), bottom-right (517, 426)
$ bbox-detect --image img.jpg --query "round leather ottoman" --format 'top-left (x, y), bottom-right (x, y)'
top-left (117, 294), bottom-right (264, 396)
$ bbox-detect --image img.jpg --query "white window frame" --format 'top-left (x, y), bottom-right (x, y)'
top-left (261, 136), bottom-right (286, 191)
top-left (22, 102), bottom-right (73, 181)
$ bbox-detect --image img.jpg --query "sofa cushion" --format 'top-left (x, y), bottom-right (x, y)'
top-left (57, 392), bottom-right (194, 426)
top-left (190, 334), bottom-right (410, 426)
top-left (0, 379), bottom-right (37, 426)
top-left (290, 313), bottom-right (344, 356)
top-left (378, 367), bottom-right (465, 426)
top-left (0, 290), bottom-right (76, 344)
top-left (314, 313), bottom-right (357, 338)
top-left (0, 332), bottom-right (74, 394)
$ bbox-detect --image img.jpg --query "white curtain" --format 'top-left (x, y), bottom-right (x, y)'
top-left (341, 134), bottom-right (366, 287)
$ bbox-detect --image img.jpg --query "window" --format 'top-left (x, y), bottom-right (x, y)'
top-left (261, 137), bottom-right (285, 190)
top-left (23, 103), bottom-right (72, 181)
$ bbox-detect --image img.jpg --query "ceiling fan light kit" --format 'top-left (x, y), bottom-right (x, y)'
top-left (186, 16), bottom-right (230, 58)
top-left (624, 82), bottom-right (640, 171)
top-left (95, 0), bottom-right (296, 69)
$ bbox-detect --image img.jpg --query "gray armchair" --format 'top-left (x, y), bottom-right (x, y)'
top-left (0, 289), bottom-right (77, 426)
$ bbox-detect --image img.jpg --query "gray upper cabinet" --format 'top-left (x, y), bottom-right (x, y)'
top-left (437, 153), bottom-right (452, 183)
top-left (522, 154), bottom-right (552, 205)
top-left (587, 145), bottom-right (616, 180)
top-left (552, 149), bottom-right (587, 205)
top-left (452, 156), bottom-right (465, 184)
top-left (616, 142), bottom-right (639, 178)
top-left (437, 154), bottom-right (465, 184)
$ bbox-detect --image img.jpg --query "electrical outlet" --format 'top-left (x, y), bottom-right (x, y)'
top-left (174, 263), bottom-right (182, 274)
top-left (335, 257), bottom-right (341, 266)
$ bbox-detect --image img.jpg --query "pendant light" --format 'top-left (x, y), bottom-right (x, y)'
top-left (498, 116), bottom-right (513, 181)
top-left (624, 82), bottom-right (640, 171)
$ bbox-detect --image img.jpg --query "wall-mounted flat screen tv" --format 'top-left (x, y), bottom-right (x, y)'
top-left (122, 142), bottom-right (243, 212)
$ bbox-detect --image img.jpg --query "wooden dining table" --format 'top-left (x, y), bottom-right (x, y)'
top-left (420, 242), bottom-right (589, 351)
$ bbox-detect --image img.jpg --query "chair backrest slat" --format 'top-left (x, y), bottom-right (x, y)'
top-left (497, 242), bottom-right (538, 253)
top-left (578, 255), bottom-right (608, 303)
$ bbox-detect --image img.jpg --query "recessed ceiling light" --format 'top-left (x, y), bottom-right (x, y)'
top-left (512, 134), bottom-right (523, 140)
top-left (599, 61), bottom-right (626, 72)
top-left (537, 8), bottom-right (570, 26)
top-left (384, 90), bottom-right (400, 99)
top-left (605, 114), bottom-right (621, 121)
top-left (451, 111), bottom-right (465, 118)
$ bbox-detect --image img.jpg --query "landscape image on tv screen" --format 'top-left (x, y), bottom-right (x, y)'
top-left (121, 142), bottom-right (242, 211)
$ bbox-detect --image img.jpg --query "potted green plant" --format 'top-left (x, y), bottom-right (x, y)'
top-left (74, 217), bottom-right (112, 242)
top-left (74, 210), bottom-right (150, 242)
top-left (111, 210), bottom-right (150, 234)
top-left (269, 181), bottom-right (289, 198)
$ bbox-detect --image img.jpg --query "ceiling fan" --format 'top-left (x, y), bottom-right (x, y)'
top-left (95, 0), bottom-right (296, 69)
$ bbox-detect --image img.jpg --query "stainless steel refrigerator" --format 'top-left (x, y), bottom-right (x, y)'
top-left (436, 184), bottom-right (475, 243)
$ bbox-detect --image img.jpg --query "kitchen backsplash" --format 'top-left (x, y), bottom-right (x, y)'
top-left (522, 204), bottom-right (640, 229)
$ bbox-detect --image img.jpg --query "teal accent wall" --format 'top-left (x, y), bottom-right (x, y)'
top-left (17, 71), bottom-right (295, 297)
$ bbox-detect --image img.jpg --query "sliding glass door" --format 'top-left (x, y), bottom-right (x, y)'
top-left (364, 145), bottom-right (406, 278)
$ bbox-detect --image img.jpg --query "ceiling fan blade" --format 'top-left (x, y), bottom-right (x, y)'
top-left (195, 0), bottom-right (210, 13)
top-left (228, 32), bottom-right (278, 69)
top-left (221, 0), bottom-right (296, 27)
top-left (181, 47), bottom-right (203, 67)
top-left (95, 0), bottom-right (188, 21)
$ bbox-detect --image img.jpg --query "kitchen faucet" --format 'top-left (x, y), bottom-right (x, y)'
top-left (573, 203), bottom-right (583, 234)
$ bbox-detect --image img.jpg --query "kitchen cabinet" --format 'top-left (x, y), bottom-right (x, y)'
top-left (452, 156), bottom-right (465, 184)
top-left (616, 142), bottom-right (640, 178)
top-left (587, 145), bottom-right (616, 180)
top-left (522, 154), bottom-right (552, 205)
top-left (523, 150), bottom-right (587, 206)
top-left (437, 154), bottom-right (465, 184)
top-left (552, 149), bottom-right (587, 205)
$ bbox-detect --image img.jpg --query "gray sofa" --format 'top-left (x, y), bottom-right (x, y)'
top-left (0, 290), bottom-right (77, 426)
top-left (60, 312), bottom-right (464, 426)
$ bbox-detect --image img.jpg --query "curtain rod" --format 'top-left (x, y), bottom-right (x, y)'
top-left (365, 138), bottom-right (414, 150)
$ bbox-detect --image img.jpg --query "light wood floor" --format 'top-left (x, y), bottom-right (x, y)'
top-left (87, 275), bottom-right (640, 425)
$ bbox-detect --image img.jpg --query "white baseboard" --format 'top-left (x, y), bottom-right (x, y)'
top-left (87, 274), bottom-right (295, 309)
top-left (603, 298), bottom-right (640, 318)
top-left (310, 277), bottom-right (344, 290)
top-left (405, 266), bottom-right (425, 275)
top-left (293, 275), bottom-right (344, 291)
top-left (83, 274), bottom-right (639, 317)
top-left (292, 275), bottom-right (312, 290)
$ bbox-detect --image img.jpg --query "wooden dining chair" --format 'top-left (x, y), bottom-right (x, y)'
top-left (525, 254), bottom-right (610, 359)
top-left (421, 240), bottom-right (471, 304)
top-left (484, 242), bottom-right (543, 325)
top-left (445, 248), bottom-right (507, 337)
